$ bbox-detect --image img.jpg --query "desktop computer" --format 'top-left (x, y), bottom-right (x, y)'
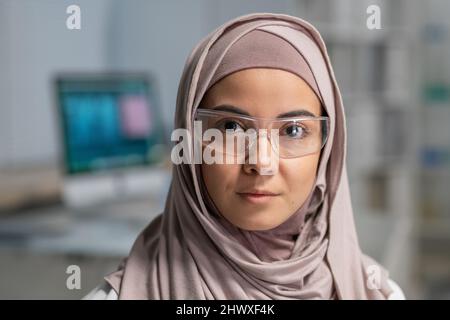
top-left (54, 73), bottom-right (170, 212)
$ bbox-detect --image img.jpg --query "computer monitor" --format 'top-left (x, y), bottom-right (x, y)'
top-left (54, 73), bottom-right (169, 208)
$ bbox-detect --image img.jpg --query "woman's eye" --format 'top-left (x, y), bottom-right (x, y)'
top-left (282, 124), bottom-right (306, 138)
top-left (220, 120), bottom-right (244, 132)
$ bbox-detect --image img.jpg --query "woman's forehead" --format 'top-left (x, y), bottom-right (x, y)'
top-left (200, 68), bottom-right (323, 118)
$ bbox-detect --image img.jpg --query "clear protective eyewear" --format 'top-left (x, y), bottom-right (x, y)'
top-left (194, 109), bottom-right (329, 159)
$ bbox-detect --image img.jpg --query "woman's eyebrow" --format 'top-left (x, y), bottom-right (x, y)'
top-left (212, 104), bottom-right (318, 118)
top-left (276, 110), bottom-right (317, 118)
top-left (212, 104), bottom-right (250, 116)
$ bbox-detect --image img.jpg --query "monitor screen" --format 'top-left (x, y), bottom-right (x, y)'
top-left (55, 74), bottom-right (166, 175)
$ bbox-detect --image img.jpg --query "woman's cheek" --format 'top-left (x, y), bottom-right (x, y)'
top-left (283, 156), bottom-right (320, 203)
top-left (202, 163), bottom-right (239, 194)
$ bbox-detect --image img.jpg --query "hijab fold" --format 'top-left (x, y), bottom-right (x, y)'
top-left (104, 13), bottom-right (392, 300)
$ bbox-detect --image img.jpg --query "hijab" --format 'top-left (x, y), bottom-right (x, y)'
top-left (104, 12), bottom-right (393, 300)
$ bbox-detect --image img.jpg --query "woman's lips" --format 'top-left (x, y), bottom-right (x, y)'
top-left (236, 191), bottom-right (280, 204)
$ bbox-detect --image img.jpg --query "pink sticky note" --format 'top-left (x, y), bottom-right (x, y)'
top-left (119, 95), bottom-right (152, 138)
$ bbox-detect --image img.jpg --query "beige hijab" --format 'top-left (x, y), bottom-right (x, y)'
top-left (104, 13), bottom-right (392, 300)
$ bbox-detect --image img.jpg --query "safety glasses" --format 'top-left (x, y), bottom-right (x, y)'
top-left (193, 109), bottom-right (329, 159)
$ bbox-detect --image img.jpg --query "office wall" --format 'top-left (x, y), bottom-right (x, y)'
top-left (0, 1), bottom-right (13, 168)
top-left (0, 0), bottom-right (111, 168)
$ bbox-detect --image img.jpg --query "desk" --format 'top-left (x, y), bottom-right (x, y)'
top-left (0, 197), bottom-right (163, 299)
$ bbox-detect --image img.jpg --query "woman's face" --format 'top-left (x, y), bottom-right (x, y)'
top-left (200, 68), bottom-right (323, 231)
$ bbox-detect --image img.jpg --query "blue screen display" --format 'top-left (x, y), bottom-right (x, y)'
top-left (57, 76), bottom-right (165, 174)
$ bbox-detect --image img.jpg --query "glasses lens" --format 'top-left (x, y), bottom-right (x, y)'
top-left (195, 112), bottom-right (255, 159)
top-left (274, 118), bottom-right (329, 158)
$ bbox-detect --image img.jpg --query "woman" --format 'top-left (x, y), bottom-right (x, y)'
top-left (85, 12), bottom-right (405, 300)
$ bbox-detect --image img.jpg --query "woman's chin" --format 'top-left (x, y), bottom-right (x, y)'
top-left (226, 211), bottom-right (287, 231)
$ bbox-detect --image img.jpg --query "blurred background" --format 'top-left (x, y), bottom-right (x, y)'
top-left (0, 0), bottom-right (449, 299)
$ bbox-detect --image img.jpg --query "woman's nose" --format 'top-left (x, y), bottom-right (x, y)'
top-left (242, 133), bottom-right (279, 175)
